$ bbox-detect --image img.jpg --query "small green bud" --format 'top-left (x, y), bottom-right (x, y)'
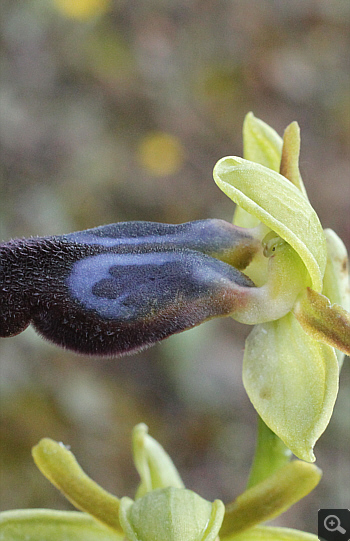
top-left (119, 487), bottom-right (225, 541)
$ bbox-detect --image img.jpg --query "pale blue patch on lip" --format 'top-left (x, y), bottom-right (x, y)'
top-left (66, 248), bottom-right (254, 323)
top-left (67, 252), bottom-right (186, 321)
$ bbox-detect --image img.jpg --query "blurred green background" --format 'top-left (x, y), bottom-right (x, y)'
top-left (1, 0), bottom-right (349, 535)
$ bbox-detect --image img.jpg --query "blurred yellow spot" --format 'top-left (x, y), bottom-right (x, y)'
top-left (138, 132), bottom-right (185, 176)
top-left (53, 0), bottom-right (111, 19)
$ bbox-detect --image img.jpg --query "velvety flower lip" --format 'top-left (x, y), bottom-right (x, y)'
top-left (0, 219), bottom-right (261, 356)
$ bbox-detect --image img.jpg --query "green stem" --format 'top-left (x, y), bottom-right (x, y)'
top-left (247, 416), bottom-right (292, 489)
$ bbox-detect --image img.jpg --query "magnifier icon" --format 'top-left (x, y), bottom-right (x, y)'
top-left (324, 514), bottom-right (346, 534)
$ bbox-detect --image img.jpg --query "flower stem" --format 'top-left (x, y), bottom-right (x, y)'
top-left (247, 416), bottom-right (292, 489)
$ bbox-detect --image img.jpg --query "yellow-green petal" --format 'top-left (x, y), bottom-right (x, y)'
top-left (291, 229), bottom-right (350, 362)
top-left (242, 313), bottom-right (339, 461)
top-left (133, 423), bottom-right (184, 499)
top-left (293, 288), bottom-right (350, 356)
top-left (213, 156), bottom-right (326, 292)
top-left (280, 122), bottom-right (308, 199)
top-left (222, 525), bottom-right (318, 540)
top-left (32, 439), bottom-right (122, 533)
top-left (220, 461), bottom-right (321, 537)
top-left (119, 488), bottom-right (225, 541)
top-left (0, 510), bottom-right (124, 541)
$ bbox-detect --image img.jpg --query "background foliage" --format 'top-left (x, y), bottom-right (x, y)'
top-left (1, 0), bottom-right (349, 534)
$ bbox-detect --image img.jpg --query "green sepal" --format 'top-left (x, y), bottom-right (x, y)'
top-left (312, 228), bottom-right (350, 367)
top-left (220, 461), bottom-right (321, 538)
top-left (133, 423), bottom-right (184, 499)
top-left (322, 229), bottom-right (350, 313)
top-left (0, 510), bottom-right (124, 541)
top-left (234, 112), bottom-right (283, 230)
top-left (222, 525), bottom-right (318, 540)
top-left (119, 487), bottom-right (225, 541)
top-left (213, 156), bottom-right (326, 292)
top-left (243, 112), bottom-right (283, 173)
top-left (32, 439), bottom-right (122, 533)
top-left (234, 112), bottom-right (283, 285)
top-left (242, 312), bottom-right (339, 461)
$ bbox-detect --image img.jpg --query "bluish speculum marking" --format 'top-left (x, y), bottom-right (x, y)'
top-left (67, 251), bottom-right (251, 323)
top-left (68, 252), bottom-right (180, 320)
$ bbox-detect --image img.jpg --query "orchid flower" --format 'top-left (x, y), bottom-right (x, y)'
top-left (0, 424), bottom-right (321, 541)
top-left (213, 112), bottom-right (350, 461)
top-left (1, 114), bottom-right (349, 462)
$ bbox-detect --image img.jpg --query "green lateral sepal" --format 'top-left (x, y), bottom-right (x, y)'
top-left (0, 509), bottom-right (124, 541)
top-left (220, 461), bottom-right (321, 537)
top-left (32, 439), bottom-right (122, 533)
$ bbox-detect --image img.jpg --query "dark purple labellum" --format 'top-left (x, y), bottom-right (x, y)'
top-left (0, 220), bottom-right (256, 356)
